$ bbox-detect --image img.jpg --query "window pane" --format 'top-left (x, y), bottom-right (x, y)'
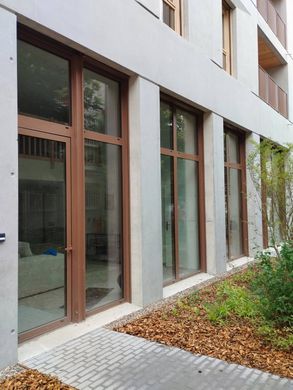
top-left (177, 159), bottom-right (200, 277)
top-left (160, 102), bottom-right (173, 149)
top-left (227, 132), bottom-right (240, 163)
top-left (85, 140), bottom-right (123, 310)
top-left (18, 135), bottom-right (67, 333)
top-left (176, 109), bottom-right (197, 155)
top-left (163, 2), bottom-right (175, 30)
top-left (84, 69), bottom-right (120, 136)
top-left (161, 155), bottom-right (175, 282)
top-left (228, 168), bottom-right (243, 258)
top-left (18, 40), bottom-right (70, 124)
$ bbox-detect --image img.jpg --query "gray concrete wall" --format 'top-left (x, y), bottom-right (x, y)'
top-left (245, 134), bottom-right (264, 255)
top-left (136, 0), bottom-right (160, 17)
top-left (204, 113), bottom-right (227, 275)
top-left (0, 0), bottom-right (291, 142)
top-left (129, 76), bottom-right (163, 306)
top-left (0, 7), bottom-right (18, 369)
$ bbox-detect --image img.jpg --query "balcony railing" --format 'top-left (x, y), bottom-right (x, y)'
top-left (257, 0), bottom-right (286, 48)
top-left (259, 66), bottom-right (288, 118)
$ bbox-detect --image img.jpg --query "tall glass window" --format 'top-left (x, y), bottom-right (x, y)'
top-left (160, 100), bottom-right (202, 283)
top-left (224, 129), bottom-right (247, 260)
top-left (83, 68), bottom-right (124, 311)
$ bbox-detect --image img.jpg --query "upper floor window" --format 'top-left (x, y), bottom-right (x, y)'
top-left (18, 40), bottom-right (70, 124)
top-left (162, 0), bottom-right (182, 35)
top-left (222, 1), bottom-right (232, 74)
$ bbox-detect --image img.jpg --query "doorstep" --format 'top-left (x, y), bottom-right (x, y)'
top-left (18, 302), bottom-right (141, 362)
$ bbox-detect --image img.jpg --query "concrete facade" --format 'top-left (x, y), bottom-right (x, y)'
top-left (0, 0), bottom-right (292, 369)
top-left (0, 6), bottom-right (18, 367)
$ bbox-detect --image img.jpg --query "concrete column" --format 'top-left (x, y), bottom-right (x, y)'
top-left (203, 112), bottom-right (226, 275)
top-left (0, 7), bottom-right (18, 369)
top-left (129, 76), bottom-right (163, 306)
top-left (246, 133), bottom-right (263, 255)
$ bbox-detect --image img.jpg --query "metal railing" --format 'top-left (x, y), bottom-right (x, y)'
top-left (259, 66), bottom-right (288, 118)
top-left (257, 0), bottom-right (286, 48)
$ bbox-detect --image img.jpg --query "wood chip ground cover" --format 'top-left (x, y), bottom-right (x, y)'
top-left (115, 269), bottom-right (293, 379)
top-left (0, 369), bottom-right (76, 389)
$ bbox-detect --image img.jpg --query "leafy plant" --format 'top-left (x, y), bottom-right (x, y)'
top-left (247, 140), bottom-right (293, 251)
top-left (204, 281), bottom-right (258, 324)
top-left (257, 323), bottom-right (293, 351)
top-left (251, 243), bottom-right (293, 327)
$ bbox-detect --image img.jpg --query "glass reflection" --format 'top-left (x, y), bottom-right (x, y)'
top-left (18, 40), bottom-right (70, 124)
top-left (84, 69), bottom-right (120, 136)
top-left (176, 109), bottom-right (197, 155)
top-left (85, 139), bottom-right (123, 310)
top-left (228, 168), bottom-right (243, 258)
top-left (161, 155), bottom-right (175, 282)
top-left (177, 159), bottom-right (200, 276)
top-left (18, 135), bottom-right (67, 333)
top-left (160, 102), bottom-right (173, 149)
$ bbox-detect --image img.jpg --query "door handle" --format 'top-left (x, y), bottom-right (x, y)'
top-left (65, 246), bottom-right (73, 252)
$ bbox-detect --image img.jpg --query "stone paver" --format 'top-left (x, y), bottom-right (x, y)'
top-left (24, 328), bottom-right (293, 390)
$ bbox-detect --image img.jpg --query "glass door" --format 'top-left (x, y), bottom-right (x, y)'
top-left (18, 131), bottom-right (71, 335)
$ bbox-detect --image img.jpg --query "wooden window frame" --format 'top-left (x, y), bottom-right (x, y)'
top-left (17, 25), bottom-right (130, 342)
top-left (224, 126), bottom-right (248, 261)
top-left (162, 0), bottom-right (183, 35)
top-left (222, 1), bottom-right (232, 75)
top-left (160, 95), bottom-right (206, 286)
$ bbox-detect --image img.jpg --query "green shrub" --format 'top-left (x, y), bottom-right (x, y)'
top-left (204, 281), bottom-right (258, 324)
top-left (251, 243), bottom-right (293, 327)
top-left (257, 323), bottom-right (293, 351)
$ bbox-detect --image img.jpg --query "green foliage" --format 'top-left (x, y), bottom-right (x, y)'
top-left (230, 266), bottom-right (255, 284)
top-left (186, 291), bottom-right (200, 306)
top-left (251, 243), bottom-right (293, 327)
top-left (257, 323), bottom-right (293, 351)
top-left (204, 281), bottom-right (258, 324)
top-left (174, 298), bottom-right (200, 317)
top-left (247, 139), bottom-right (293, 246)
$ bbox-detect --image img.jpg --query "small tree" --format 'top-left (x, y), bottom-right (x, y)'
top-left (247, 139), bottom-right (293, 254)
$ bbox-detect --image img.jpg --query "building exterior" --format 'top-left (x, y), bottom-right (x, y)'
top-left (0, 0), bottom-right (292, 369)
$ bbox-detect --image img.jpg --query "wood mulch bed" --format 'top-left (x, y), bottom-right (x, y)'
top-left (0, 368), bottom-right (76, 390)
top-left (115, 270), bottom-right (293, 379)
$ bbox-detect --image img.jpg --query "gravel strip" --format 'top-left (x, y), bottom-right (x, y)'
top-left (0, 364), bottom-right (26, 381)
top-left (106, 260), bottom-right (258, 330)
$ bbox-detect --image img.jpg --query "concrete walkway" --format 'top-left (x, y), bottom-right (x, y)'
top-left (24, 328), bottom-right (293, 390)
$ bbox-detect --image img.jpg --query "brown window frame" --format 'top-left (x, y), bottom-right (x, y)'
top-left (224, 126), bottom-right (248, 261)
top-left (222, 1), bottom-right (232, 75)
top-left (160, 95), bottom-right (206, 285)
top-left (162, 0), bottom-right (183, 35)
top-left (17, 25), bottom-right (130, 342)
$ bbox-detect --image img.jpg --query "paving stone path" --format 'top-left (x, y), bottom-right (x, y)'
top-left (24, 328), bottom-right (293, 390)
